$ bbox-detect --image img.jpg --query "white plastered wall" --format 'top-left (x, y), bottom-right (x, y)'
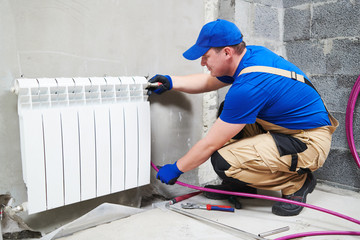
top-left (0, 0), bottom-right (213, 230)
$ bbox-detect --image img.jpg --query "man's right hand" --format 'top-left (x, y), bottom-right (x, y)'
top-left (147, 75), bottom-right (173, 95)
top-left (156, 162), bottom-right (183, 185)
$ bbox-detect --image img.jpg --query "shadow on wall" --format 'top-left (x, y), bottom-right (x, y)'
top-left (147, 91), bottom-right (193, 112)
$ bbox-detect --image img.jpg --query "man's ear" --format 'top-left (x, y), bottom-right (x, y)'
top-left (223, 47), bottom-right (233, 57)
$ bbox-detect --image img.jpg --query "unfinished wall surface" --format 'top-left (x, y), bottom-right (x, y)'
top-left (1, 0), bottom-right (359, 234)
top-left (0, 0), bottom-right (204, 231)
top-left (198, 0), bottom-right (221, 185)
top-left (283, 0), bottom-right (360, 189)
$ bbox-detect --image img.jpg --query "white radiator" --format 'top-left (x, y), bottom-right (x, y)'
top-left (14, 76), bottom-right (151, 214)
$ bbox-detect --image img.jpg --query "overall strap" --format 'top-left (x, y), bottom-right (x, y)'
top-left (238, 66), bottom-right (305, 83)
top-left (238, 66), bottom-right (327, 112)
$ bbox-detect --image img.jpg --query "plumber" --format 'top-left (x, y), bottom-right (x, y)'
top-left (147, 19), bottom-right (338, 216)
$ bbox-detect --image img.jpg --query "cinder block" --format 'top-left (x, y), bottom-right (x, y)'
top-left (351, 111), bottom-right (360, 146)
top-left (311, 75), bottom-right (360, 149)
top-left (283, 0), bottom-right (310, 8)
top-left (254, 0), bottom-right (283, 8)
top-left (285, 40), bottom-right (326, 75)
top-left (219, 0), bottom-right (235, 22)
top-left (315, 148), bottom-right (360, 189)
top-left (328, 112), bottom-right (347, 149)
top-left (310, 74), bottom-right (355, 113)
top-left (284, 5), bottom-right (311, 41)
top-left (326, 38), bottom-right (360, 75)
top-left (312, 0), bottom-right (360, 39)
top-left (254, 5), bottom-right (280, 40)
top-left (234, 1), bottom-right (254, 40)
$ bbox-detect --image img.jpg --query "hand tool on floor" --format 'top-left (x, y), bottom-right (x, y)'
top-left (152, 191), bottom-right (202, 211)
top-left (258, 226), bottom-right (290, 237)
top-left (153, 192), bottom-right (264, 239)
top-left (181, 203), bottom-right (235, 212)
top-left (169, 191), bottom-right (202, 205)
top-left (168, 205), bottom-right (265, 240)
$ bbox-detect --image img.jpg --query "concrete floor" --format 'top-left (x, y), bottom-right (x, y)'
top-left (54, 182), bottom-right (360, 240)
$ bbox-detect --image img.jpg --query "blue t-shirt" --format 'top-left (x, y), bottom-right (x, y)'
top-left (217, 45), bottom-right (330, 130)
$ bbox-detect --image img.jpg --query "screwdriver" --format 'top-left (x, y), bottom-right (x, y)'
top-left (181, 203), bottom-right (235, 212)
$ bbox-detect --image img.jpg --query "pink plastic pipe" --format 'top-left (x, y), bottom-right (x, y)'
top-left (151, 162), bottom-right (360, 225)
top-left (275, 231), bottom-right (360, 240)
top-left (345, 74), bottom-right (360, 168)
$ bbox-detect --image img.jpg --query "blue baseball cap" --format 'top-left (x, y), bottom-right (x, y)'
top-left (183, 19), bottom-right (243, 60)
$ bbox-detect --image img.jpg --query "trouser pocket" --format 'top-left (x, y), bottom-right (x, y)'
top-left (270, 132), bottom-right (310, 174)
top-left (271, 133), bottom-right (319, 174)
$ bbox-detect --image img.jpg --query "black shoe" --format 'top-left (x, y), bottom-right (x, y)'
top-left (272, 173), bottom-right (317, 216)
top-left (203, 181), bottom-right (257, 200)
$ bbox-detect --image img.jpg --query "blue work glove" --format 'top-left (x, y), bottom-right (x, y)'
top-left (147, 74), bottom-right (173, 95)
top-left (156, 162), bottom-right (183, 185)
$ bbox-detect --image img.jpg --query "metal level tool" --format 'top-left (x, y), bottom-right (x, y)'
top-left (168, 205), bottom-right (266, 240)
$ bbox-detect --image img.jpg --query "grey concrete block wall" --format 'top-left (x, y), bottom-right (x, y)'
top-left (253, 4), bottom-right (281, 40)
top-left (284, 0), bottom-right (360, 188)
top-left (283, 5), bottom-right (311, 41)
top-left (285, 40), bottom-right (327, 74)
top-left (311, 0), bottom-right (360, 39)
top-left (326, 38), bottom-right (360, 75)
top-left (232, 0), bottom-right (284, 49)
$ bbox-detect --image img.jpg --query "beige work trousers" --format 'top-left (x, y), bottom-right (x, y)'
top-left (218, 114), bottom-right (338, 195)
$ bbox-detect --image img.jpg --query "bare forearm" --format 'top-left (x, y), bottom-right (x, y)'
top-left (176, 119), bottom-right (245, 173)
top-left (171, 74), bottom-right (228, 93)
top-left (176, 138), bottom-right (217, 172)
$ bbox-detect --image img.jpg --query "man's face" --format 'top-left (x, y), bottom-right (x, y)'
top-left (201, 48), bottom-right (229, 77)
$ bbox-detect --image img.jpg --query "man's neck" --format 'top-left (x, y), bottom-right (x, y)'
top-left (230, 48), bottom-right (247, 77)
